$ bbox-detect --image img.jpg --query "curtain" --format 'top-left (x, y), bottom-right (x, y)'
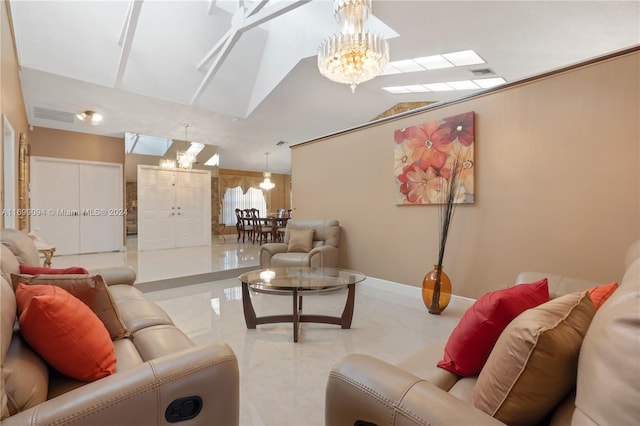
top-left (219, 175), bottom-right (264, 195)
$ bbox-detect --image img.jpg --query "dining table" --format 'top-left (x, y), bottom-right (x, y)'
top-left (241, 216), bottom-right (289, 243)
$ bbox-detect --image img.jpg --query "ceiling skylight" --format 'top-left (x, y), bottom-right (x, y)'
top-left (423, 83), bottom-right (454, 92)
top-left (382, 49), bottom-right (485, 75)
top-left (442, 50), bottom-right (485, 66)
top-left (125, 132), bottom-right (172, 156)
top-left (404, 85), bottom-right (431, 93)
top-left (382, 77), bottom-right (507, 94)
top-left (473, 77), bottom-right (507, 88)
top-left (446, 80), bottom-right (480, 90)
top-left (186, 142), bottom-right (205, 156)
top-left (413, 55), bottom-right (455, 70)
top-left (205, 154), bottom-right (220, 167)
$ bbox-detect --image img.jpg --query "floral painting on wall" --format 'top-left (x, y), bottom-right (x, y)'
top-left (394, 111), bottom-right (475, 205)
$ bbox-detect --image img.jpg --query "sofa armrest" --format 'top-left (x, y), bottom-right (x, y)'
top-left (326, 354), bottom-right (503, 426)
top-left (259, 243), bottom-right (288, 268)
top-left (309, 245), bottom-right (338, 268)
top-left (4, 342), bottom-right (239, 426)
top-left (90, 266), bottom-right (136, 286)
top-left (516, 272), bottom-right (600, 299)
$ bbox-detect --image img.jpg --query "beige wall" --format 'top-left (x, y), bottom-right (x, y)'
top-left (29, 126), bottom-right (124, 164)
top-left (291, 50), bottom-right (640, 299)
top-left (1, 0), bottom-right (29, 227)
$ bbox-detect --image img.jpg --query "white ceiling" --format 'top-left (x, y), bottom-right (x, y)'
top-left (9, 0), bottom-right (640, 174)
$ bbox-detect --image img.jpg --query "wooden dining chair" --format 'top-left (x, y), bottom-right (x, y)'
top-left (275, 209), bottom-right (289, 242)
top-left (252, 209), bottom-right (273, 244)
top-left (235, 208), bottom-right (255, 243)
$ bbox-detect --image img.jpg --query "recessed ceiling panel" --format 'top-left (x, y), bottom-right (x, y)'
top-left (10, 0), bottom-right (129, 87)
top-left (121, 1), bottom-right (233, 105)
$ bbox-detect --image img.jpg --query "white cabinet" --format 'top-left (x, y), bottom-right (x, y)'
top-left (30, 157), bottom-right (124, 255)
top-left (137, 166), bottom-right (211, 251)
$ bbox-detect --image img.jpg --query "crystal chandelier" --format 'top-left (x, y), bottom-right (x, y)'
top-left (317, 0), bottom-right (389, 93)
top-left (176, 124), bottom-right (195, 169)
top-left (260, 153), bottom-right (275, 190)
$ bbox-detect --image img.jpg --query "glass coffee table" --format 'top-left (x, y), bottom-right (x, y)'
top-left (238, 267), bottom-right (366, 342)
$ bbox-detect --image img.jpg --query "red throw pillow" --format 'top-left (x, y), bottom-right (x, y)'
top-left (587, 282), bottom-right (618, 310)
top-left (15, 283), bottom-right (116, 382)
top-left (20, 265), bottom-right (89, 275)
top-left (437, 278), bottom-right (549, 377)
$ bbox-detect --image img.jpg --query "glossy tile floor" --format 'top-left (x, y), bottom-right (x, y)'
top-left (51, 235), bottom-right (473, 425)
top-left (52, 235), bottom-right (260, 284)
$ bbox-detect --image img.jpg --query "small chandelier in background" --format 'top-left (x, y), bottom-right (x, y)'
top-left (317, 0), bottom-right (389, 93)
top-left (159, 157), bottom-right (176, 169)
top-left (76, 110), bottom-right (103, 125)
top-left (176, 124), bottom-right (196, 169)
top-left (260, 153), bottom-right (275, 191)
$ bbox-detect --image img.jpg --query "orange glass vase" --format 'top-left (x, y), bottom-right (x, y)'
top-left (422, 265), bottom-right (452, 315)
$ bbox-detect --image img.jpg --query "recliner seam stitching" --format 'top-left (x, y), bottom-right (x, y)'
top-left (37, 354), bottom-right (237, 425)
top-left (329, 371), bottom-right (428, 426)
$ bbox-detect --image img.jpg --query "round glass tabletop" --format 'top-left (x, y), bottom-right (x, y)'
top-left (239, 267), bottom-right (366, 293)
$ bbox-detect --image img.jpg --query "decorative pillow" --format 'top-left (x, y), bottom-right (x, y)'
top-left (15, 283), bottom-right (116, 382)
top-left (437, 278), bottom-right (549, 376)
top-left (11, 274), bottom-right (129, 340)
top-left (19, 265), bottom-right (89, 275)
top-left (587, 282), bottom-right (618, 310)
top-left (472, 292), bottom-right (596, 426)
top-left (287, 228), bottom-right (315, 253)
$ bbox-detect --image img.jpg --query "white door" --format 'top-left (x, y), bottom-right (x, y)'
top-left (138, 166), bottom-right (176, 251)
top-left (175, 169), bottom-right (211, 248)
top-left (30, 158), bottom-right (81, 255)
top-left (30, 157), bottom-right (123, 255)
top-left (79, 163), bottom-right (123, 253)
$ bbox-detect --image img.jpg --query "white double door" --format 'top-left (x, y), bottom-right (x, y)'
top-left (30, 157), bottom-right (124, 255)
top-left (137, 166), bottom-right (211, 251)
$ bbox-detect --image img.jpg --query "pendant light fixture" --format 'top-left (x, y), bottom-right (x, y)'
top-left (176, 124), bottom-right (196, 169)
top-left (260, 153), bottom-right (275, 190)
top-left (317, 0), bottom-right (389, 93)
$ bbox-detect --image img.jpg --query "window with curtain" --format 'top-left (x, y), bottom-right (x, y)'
top-left (221, 187), bottom-right (267, 226)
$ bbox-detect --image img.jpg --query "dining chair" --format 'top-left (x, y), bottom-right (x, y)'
top-left (275, 209), bottom-right (288, 242)
top-left (253, 209), bottom-right (273, 244)
top-left (235, 208), bottom-right (255, 243)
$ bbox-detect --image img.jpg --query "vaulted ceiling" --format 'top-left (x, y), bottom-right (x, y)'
top-left (9, 0), bottom-right (640, 174)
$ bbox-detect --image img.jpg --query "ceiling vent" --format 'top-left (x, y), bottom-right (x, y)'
top-left (470, 68), bottom-right (495, 76)
top-left (33, 106), bottom-right (75, 123)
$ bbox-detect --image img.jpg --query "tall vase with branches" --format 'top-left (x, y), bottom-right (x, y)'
top-left (424, 156), bottom-right (464, 315)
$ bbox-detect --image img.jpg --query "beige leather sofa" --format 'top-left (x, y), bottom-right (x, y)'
top-left (259, 219), bottom-right (340, 268)
top-left (326, 242), bottom-right (640, 426)
top-left (1, 229), bottom-right (239, 425)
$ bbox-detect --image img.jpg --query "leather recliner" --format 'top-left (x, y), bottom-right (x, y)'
top-left (325, 241), bottom-right (640, 425)
top-left (1, 229), bottom-right (240, 425)
top-left (259, 219), bottom-right (340, 268)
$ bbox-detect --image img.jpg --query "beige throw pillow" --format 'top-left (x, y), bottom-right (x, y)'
top-left (11, 273), bottom-right (130, 341)
top-left (287, 228), bottom-right (315, 253)
top-left (472, 291), bottom-right (596, 426)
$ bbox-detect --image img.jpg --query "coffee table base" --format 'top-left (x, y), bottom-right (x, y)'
top-left (241, 282), bottom-right (356, 342)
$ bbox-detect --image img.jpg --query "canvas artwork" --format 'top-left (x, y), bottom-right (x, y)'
top-left (394, 111), bottom-right (475, 205)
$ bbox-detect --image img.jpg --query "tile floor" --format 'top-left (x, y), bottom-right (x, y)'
top-left (52, 235), bottom-right (261, 285)
top-left (50, 236), bottom-right (473, 426)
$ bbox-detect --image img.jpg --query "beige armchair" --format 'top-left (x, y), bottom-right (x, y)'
top-left (259, 219), bottom-right (340, 268)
